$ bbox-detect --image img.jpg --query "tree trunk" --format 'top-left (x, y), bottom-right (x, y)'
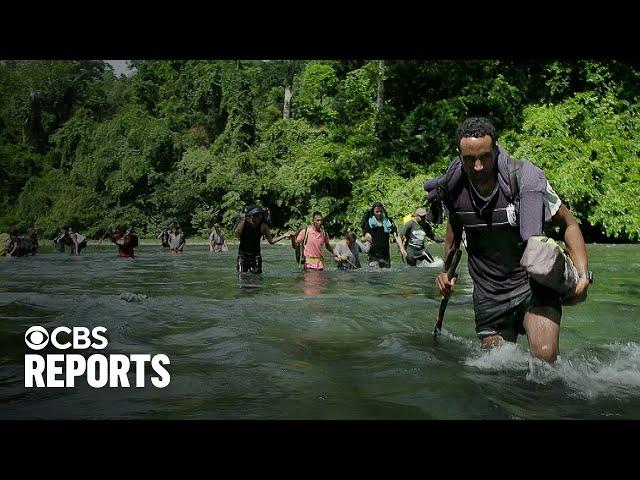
top-left (283, 84), bottom-right (292, 119)
top-left (376, 60), bottom-right (385, 114)
top-left (22, 117), bottom-right (28, 144)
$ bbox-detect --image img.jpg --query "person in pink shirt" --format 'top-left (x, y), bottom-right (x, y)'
top-left (294, 212), bottom-right (337, 271)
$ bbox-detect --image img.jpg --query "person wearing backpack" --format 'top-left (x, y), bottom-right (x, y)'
top-left (54, 227), bottom-right (68, 253)
top-left (67, 227), bottom-right (87, 255)
top-left (208, 223), bottom-right (227, 253)
top-left (2, 229), bottom-right (37, 257)
top-left (293, 211), bottom-right (337, 271)
top-left (431, 117), bottom-right (590, 363)
top-left (2, 230), bottom-right (20, 257)
top-left (24, 228), bottom-right (39, 255)
top-left (16, 232), bottom-right (35, 255)
top-left (109, 224), bottom-right (137, 258)
top-left (399, 207), bottom-right (444, 266)
top-left (234, 205), bottom-right (293, 274)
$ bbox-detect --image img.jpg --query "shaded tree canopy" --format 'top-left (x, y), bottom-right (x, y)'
top-left (1, 59), bottom-right (638, 242)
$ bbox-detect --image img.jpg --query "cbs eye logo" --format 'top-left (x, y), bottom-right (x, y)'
top-left (25, 326), bottom-right (50, 350)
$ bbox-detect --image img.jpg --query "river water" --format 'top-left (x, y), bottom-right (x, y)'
top-left (1, 243), bottom-right (638, 419)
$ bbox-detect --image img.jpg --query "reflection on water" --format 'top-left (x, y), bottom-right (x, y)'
top-left (301, 271), bottom-right (329, 297)
top-left (0, 243), bottom-right (639, 419)
top-left (237, 272), bottom-right (264, 293)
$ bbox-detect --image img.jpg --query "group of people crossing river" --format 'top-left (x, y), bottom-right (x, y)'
top-left (2, 203), bottom-right (441, 270)
top-left (232, 202), bottom-right (443, 274)
top-left (2, 118), bottom-right (593, 365)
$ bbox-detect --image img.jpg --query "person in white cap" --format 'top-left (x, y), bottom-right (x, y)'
top-left (399, 207), bottom-right (444, 266)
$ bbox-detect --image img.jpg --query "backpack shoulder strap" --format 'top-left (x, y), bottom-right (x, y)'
top-left (299, 227), bottom-right (311, 265)
top-left (507, 156), bottom-right (522, 203)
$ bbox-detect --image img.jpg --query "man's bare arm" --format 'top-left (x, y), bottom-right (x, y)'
top-left (325, 236), bottom-right (336, 256)
top-left (393, 232), bottom-right (407, 257)
top-left (552, 204), bottom-right (590, 304)
top-left (233, 213), bottom-right (246, 238)
top-left (552, 204), bottom-right (588, 273)
top-left (71, 234), bottom-right (79, 255)
top-left (264, 224), bottom-right (292, 244)
top-left (435, 221), bottom-right (463, 297)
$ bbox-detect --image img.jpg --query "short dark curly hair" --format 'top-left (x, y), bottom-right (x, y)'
top-left (455, 117), bottom-right (498, 149)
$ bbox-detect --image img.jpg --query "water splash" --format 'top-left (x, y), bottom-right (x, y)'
top-left (463, 339), bottom-right (640, 400)
top-left (118, 293), bottom-right (148, 303)
top-left (556, 342), bottom-right (640, 400)
top-left (439, 328), bottom-right (477, 349)
top-left (464, 342), bottom-right (530, 372)
top-left (416, 257), bottom-right (444, 269)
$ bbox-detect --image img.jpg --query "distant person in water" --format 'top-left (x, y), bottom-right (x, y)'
top-left (2, 230), bottom-right (20, 257)
top-left (293, 211), bottom-right (336, 271)
top-left (158, 227), bottom-right (171, 248)
top-left (399, 207), bottom-right (444, 266)
top-left (25, 228), bottom-right (39, 254)
top-left (109, 224), bottom-right (137, 257)
top-left (2, 229), bottom-right (37, 257)
top-left (54, 227), bottom-right (68, 253)
top-left (333, 231), bottom-right (370, 269)
top-left (361, 202), bottom-right (404, 268)
top-left (233, 205), bottom-right (293, 273)
top-left (66, 227), bottom-right (88, 255)
top-left (209, 223), bottom-right (227, 252)
top-left (169, 226), bottom-right (185, 253)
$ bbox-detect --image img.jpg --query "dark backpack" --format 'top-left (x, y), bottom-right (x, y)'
top-left (426, 151), bottom-right (522, 211)
top-left (17, 236), bottom-right (34, 255)
top-left (292, 229), bottom-right (304, 264)
top-left (129, 233), bottom-right (139, 248)
top-left (294, 227), bottom-right (311, 265)
top-left (424, 151), bottom-right (524, 249)
top-left (294, 226), bottom-right (326, 265)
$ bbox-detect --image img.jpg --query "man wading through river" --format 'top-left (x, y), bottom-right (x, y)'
top-left (399, 207), bottom-right (444, 266)
top-left (234, 205), bottom-right (293, 274)
top-left (432, 117), bottom-right (591, 363)
top-left (294, 211), bottom-right (336, 271)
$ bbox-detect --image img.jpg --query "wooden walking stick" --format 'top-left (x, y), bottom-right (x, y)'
top-left (95, 225), bottom-right (111, 250)
top-left (433, 248), bottom-right (462, 337)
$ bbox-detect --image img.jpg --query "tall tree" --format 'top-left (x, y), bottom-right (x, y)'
top-left (376, 59), bottom-right (385, 114)
top-left (214, 61), bottom-right (257, 153)
top-left (283, 60), bottom-right (295, 120)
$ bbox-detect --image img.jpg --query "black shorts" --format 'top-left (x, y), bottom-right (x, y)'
top-left (237, 254), bottom-right (262, 274)
top-left (474, 281), bottom-right (562, 339)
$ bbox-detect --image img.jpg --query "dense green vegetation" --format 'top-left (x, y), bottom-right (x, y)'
top-left (1, 60), bottom-right (638, 241)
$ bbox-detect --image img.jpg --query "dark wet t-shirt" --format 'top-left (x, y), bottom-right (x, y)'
top-left (452, 178), bottom-right (545, 303)
top-left (363, 220), bottom-right (397, 261)
top-left (239, 221), bottom-right (262, 255)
